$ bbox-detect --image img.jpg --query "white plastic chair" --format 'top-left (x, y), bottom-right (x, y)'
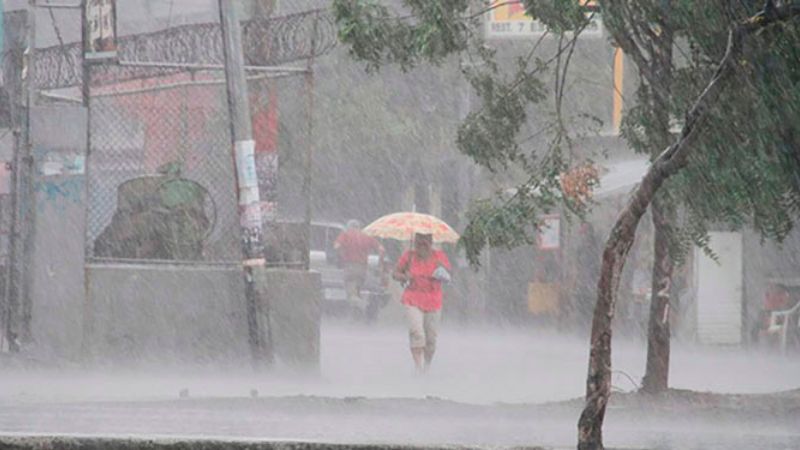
top-left (768, 301), bottom-right (800, 354)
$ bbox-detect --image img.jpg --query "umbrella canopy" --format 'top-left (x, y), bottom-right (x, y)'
top-left (363, 212), bottom-right (460, 243)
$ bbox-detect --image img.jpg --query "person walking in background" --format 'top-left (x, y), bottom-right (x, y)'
top-left (393, 232), bottom-right (451, 372)
top-left (334, 219), bottom-right (385, 312)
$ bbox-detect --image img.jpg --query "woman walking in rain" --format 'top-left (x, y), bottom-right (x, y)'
top-left (393, 232), bottom-right (451, 372)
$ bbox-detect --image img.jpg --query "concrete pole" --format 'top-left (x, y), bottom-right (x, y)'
top-left (18, 0), bottom-right (36, 343)
top-left (1, 8), bottom-right (26, 352)
top-left (2, 1), bottom-right (36, 351)
top-left (218, 0), bottom-right (272, 367)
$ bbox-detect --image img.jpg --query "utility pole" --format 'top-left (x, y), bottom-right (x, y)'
top-left (218, 0), bottom-right (272, 367)
top-left (19, 0), bottom-right (37, 345)
top-left (2, 1), bottom-right (36, 352)
top-left (1, 7), bottom-right (23, 353)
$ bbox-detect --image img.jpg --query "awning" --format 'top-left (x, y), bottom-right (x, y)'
top-left (594, 158), bottom-right (650, 198)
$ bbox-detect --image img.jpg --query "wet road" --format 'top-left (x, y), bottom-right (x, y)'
top-left (1, 322), bottom-right (799, 449)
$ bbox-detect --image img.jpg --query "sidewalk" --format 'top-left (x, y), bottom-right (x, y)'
top-left (0, 436), bottom-right (553, 450)
top-left (0, 391), bottom-right (797, 449)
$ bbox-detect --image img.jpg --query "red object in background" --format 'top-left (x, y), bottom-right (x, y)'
top-left (764, 285), bottom-right (792, 311)
top-left (251, 83), bottom-right (279, 210)
top-left (335, 229), bottom-right (382, 265)
top-left (101, 72), bottom-right (218, 173)
top-left (252, 85), bottom-right (278, 154)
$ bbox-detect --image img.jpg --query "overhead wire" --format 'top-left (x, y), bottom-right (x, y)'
top-left (166, 0), bottom-right (176, 29)
top-left (44, 1), bottom-right (78, 83)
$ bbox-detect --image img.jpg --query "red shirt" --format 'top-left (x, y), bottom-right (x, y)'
top-left (397, 249), bottom-right (451, 312)
top-left (334, 229), bottom-right (381, 265)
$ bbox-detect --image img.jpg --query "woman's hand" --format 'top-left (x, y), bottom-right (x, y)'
top-left (393, 270), bottom-right (409, 283)
top-left (432, 265), bottom-right (451, 284)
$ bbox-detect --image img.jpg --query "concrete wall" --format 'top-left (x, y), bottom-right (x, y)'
top-left (83, 264), bottom-right (322, 368)
top-left (28, 105), bottom-right (87, 361)
top-left (84, 263), bottom-right (251, 366)
top-left (254, 267), bottom-right (321, 370)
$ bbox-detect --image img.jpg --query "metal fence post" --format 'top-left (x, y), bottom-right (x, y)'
top-left (301, 13), bottom-right (318, 272)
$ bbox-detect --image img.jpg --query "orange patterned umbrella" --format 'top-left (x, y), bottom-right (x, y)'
top-left (363, 212), bottom-right (460, 243)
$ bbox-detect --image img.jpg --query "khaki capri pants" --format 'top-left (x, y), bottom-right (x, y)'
top-left (404, 304), bottom-right (441, 351)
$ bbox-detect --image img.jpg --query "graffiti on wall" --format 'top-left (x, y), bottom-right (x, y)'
top-left (34, 148), bottom-right (85, 208)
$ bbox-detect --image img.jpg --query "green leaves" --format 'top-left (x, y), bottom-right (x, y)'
top-left (333, 0), bottom-right (470, 72)
top-left (457, 58), bottom-right (546, 172)
top-left (522, 0), bottom-right (593, 34)
top-left (333, 0), bottom-right (407, 71)
top-left (663, 5), bottom-right (800, 248)
top-left (609, 0), bottom-right (800, 259)
top-left (460, 181), bottom-right (562, 266)
top-left (333, 0), bottom-right (591, 265)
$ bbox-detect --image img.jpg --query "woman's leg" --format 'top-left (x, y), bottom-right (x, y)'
top-left (404, 305), bottom-right (426, 371)
top-left (422, 310), bottom-right (441, 369)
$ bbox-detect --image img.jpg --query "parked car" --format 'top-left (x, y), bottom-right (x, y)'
top-left (309, 221), bottom-right (390, 321)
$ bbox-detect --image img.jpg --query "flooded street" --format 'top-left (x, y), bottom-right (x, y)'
top-left (1, 322), bottom-right (798, 449)
top-left (3, 322), bottom-right (799, 404)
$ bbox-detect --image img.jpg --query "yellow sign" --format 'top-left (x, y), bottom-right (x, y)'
top-left (528, 282), bottom-right (560, 315)
top-left (487, 0), bottom-right (602, 38)
top-left (493, 1), bottom-right (528, 22)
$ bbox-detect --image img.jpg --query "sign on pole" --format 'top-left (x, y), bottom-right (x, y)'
top-left (537, 215), bottom-right (560, 250)
top-left (486, 0), bottom-right (602, 39)
top-left (83, 0), bottom-right (118, 62)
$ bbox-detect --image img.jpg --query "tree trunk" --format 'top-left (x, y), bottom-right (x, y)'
top-left (577, 172), bottom-right (658, 450)
top-left (641, 10), bottom-right (674, 393)
top-left (641, 197), bottom-right (673, 393)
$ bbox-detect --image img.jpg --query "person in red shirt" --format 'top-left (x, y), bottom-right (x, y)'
top-left (393, 232), bottom-right (451, 372)
top-left (334, 220), bottom-right (385, 311)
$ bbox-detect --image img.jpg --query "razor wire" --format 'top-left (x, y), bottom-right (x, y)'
top-left (35, 8), bottom-right (336, 91)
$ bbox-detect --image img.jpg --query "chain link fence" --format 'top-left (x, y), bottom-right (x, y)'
top-left (0, 5), bottom-right (326, 349)
top-left (86, 65), bottom-right (310, 264)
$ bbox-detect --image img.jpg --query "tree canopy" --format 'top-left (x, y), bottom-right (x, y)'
top-left (334, 0), bottom-right (800, 263)
top-left (335, 0), bottom-right (610, 264)
top-left (609, 0), bottom-right (800, 258)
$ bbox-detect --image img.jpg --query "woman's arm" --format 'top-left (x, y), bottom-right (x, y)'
top-left (435, 250), bottom-right (452, 270)
top-left (393, 251), bottom-right (411, 282)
